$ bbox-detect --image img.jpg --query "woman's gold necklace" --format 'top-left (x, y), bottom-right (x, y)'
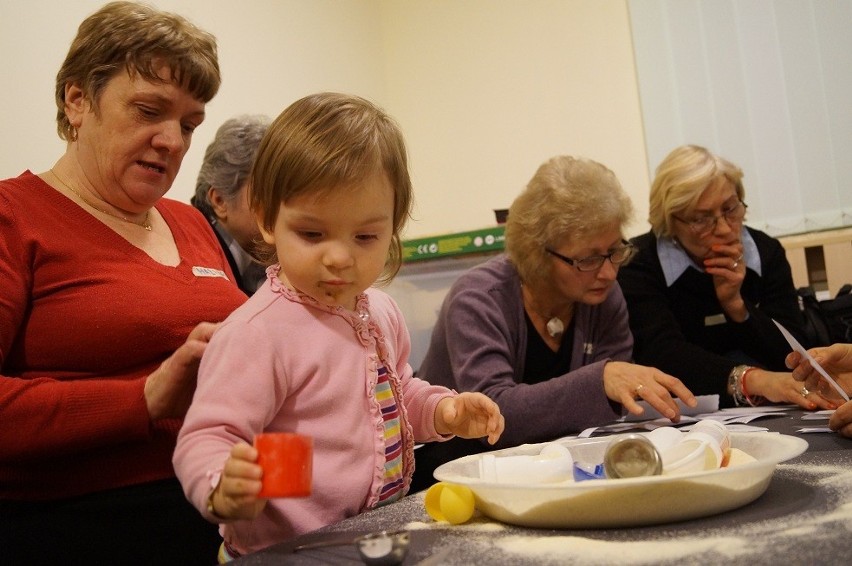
top-left (50, 167), bottom-right (152, 231)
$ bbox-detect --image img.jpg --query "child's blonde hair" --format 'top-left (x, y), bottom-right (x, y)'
top-left (250, 92), bottom-right (413, 284)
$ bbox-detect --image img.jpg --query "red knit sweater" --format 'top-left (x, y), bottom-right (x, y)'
top-left (0, 171), bottom-right (247, 499)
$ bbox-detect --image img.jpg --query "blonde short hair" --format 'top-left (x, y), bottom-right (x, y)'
top-left (55, 1), bottom-right (220, 141)
top-left (505, 155), bottom-right (633, 284)
top-left (649, 145), bottom-right (745, 238)
top-left (250, 92), bottom-right (413, 284)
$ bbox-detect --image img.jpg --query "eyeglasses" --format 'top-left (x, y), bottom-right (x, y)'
top-left (673, 201), bottom-right (748, 235)
top-left (545, 240), bottom-right (636, 272)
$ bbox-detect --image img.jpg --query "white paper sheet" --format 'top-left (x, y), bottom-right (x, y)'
top-left (773, 319), bottom-right (850, 402)
top-left (623, 394), bottom-right (719, 422)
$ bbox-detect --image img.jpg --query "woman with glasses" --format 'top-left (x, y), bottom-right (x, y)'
top-left (410, 155), bottom-right (697, 492)
top-left (618, 144), bottom-right (829, 411)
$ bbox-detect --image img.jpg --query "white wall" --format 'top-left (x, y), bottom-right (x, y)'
top-left (0, 0), bottom-right (649, 239)
top-left (0, 0), bottom-right (388, 221)
top-left (379, 0), bottom-right (650, 238)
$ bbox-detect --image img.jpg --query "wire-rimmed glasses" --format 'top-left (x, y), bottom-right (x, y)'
top-left (545, 240), bottom-right (636, 272)
top-left (673, 201), bottom-right (747, 235)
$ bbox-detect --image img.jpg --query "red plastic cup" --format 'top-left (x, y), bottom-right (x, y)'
top-left (254, 432), bottom-right (313, 498)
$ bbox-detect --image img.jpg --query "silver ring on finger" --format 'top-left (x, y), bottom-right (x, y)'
top-left (801, 386), bottom-right (810, 398)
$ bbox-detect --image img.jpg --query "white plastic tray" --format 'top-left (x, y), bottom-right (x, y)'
top-left (433, 432), bottom-right (807, 528)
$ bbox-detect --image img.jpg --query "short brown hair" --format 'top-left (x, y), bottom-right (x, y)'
top-left (505, 155), bottom-right (633, 284)
top-left (250, 92), bottom-right (413, 284)
top-left (55, 1), bottom-right (220, 141)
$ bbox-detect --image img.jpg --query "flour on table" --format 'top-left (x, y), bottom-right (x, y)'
top-left (406, 516), bottom-right (506, 532)
top-left (495, 535), bottom-right (750, 565)
top-left (439, 461), bottom-right (852, 565)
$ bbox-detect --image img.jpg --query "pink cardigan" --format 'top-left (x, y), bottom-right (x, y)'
top-left (174, 273), bottom-right (454, 555)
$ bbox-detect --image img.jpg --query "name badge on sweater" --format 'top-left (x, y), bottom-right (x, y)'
top-left (192, 266), bottom-right (229, 280)
top-left (704, 313), bottom-right (726, 326)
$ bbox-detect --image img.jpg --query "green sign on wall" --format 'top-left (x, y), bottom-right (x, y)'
top-left (402, 226), bottom-right (505, 262)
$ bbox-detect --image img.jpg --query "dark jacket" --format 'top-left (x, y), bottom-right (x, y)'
top-left (617, 227), bottom-right (807, 406)
top-left (204, 216), bottom-right (262, 297)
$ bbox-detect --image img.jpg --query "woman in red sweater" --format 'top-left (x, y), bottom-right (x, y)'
top-left (0, 3), bottom-right (246, 564)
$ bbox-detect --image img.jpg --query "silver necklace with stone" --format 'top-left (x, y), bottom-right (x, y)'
top-left (523, 285), bottom-right (571, 338)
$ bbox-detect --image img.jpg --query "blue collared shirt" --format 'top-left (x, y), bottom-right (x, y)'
top-left (657, 228), bottom-right (762, 288)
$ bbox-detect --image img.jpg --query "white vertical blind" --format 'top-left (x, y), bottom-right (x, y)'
top-left (628, 0), bottom-right (852, 237)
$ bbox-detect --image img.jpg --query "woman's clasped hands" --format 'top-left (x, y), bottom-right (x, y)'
top-left (704, 243), bottom-right (748, 322)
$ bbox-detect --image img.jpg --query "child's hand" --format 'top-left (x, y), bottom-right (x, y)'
top-left (209, 442), bottom-right (266, 521)
top-left (435, 393), bottom-right (504, 445)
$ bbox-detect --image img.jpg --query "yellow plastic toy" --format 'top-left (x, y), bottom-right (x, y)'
top-left (424, 482), bottom-right (476, 525)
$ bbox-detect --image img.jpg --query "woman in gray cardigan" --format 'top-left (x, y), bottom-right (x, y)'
top-left (412, 155), bottom-right (696, 491)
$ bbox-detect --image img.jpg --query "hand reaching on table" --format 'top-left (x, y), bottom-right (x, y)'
top-left (603, 361), bottom-right (697, 422)
top-left (743, 368), bottom-right (835, 410)
top-left (435, 392), bottom-right (505, 445)
top-left (208, 442), bottom-right (266, 521)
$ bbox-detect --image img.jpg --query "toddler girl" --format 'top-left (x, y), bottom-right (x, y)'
top-left (173, 92), bottom-right (504, 560)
